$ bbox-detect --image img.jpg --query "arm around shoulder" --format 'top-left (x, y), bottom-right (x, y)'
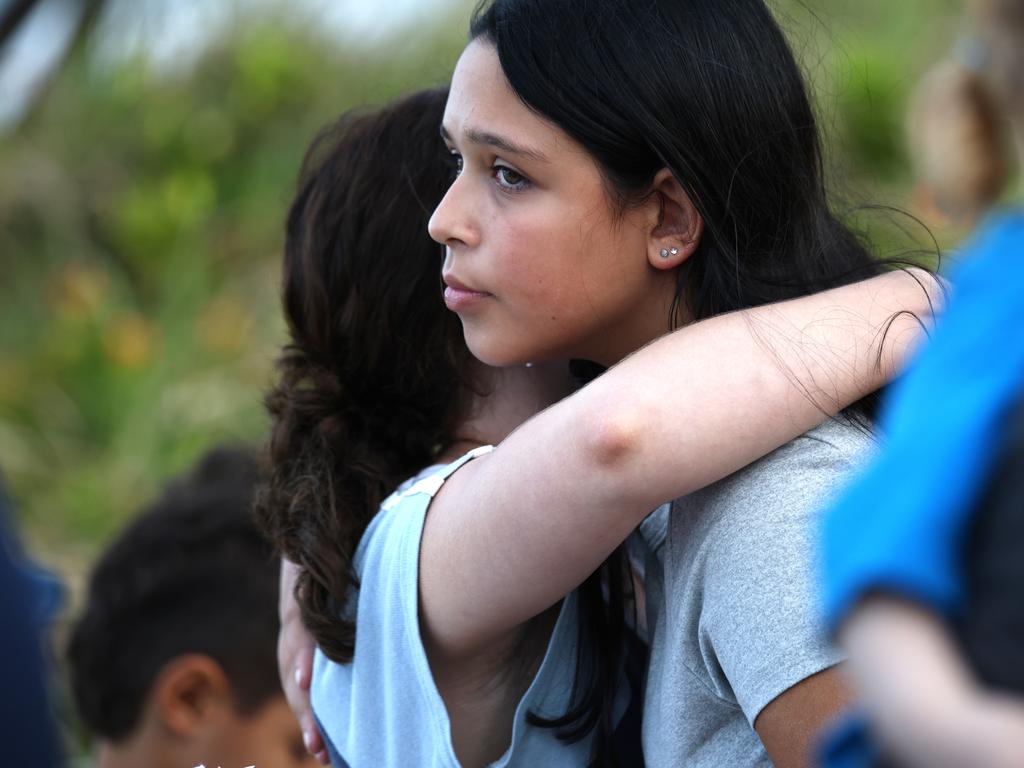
top-left (420, 270), bottom-right (941, 660)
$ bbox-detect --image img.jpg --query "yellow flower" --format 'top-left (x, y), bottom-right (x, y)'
top-left (196, 295), bottom-right (251, 355)
top-left (103, 313), bottom-right (158, 369)
top-left (50, 264), bottom-right (109, 321)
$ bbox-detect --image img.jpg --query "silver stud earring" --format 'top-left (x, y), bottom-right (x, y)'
top-left (670, 247), bottom-right (680, 256)
top-left (659, 248), bottom-right (670, 258)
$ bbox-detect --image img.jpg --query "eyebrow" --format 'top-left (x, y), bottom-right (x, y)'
top-left (440, 124), bottom-right (548, 163)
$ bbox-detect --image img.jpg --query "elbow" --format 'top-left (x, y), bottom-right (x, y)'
top-left (579, 396), bottom-right (648, 474)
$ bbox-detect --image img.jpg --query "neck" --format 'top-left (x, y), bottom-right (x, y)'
top-left (437, 438), bottom-right (487, 464)
top-left (96, 733), bottom-right (169, 768)
top-left (583, 272), bottom-right (687, 366)
top-left (449, 361), bottom-right (575, 453)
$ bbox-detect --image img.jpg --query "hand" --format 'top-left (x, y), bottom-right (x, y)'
top-left (280, 559), bottom-right (329, 765)
top-left (957, 692), bottom-right (1024, 768)
top-left (841, 596), bottom-right (1024, 768)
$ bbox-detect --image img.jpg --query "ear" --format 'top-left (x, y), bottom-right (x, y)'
top-left (152, 654), bottom-right (234, 738)
top-left (646, 168), bottom-right (704, 271)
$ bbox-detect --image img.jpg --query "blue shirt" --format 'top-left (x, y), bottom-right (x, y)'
top-left (820, 211), bottom-right (1024, 766)
top-left (0, 481), bottom-right (62, 768)
top-left (823, 211), bottom-right (1024, 629)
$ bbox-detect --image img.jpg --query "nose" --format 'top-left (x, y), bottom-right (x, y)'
top-left (428, 174), bottom-right (478, 249)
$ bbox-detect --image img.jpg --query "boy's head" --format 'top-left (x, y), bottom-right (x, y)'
top-left (67, 446), bottom-right (316, 768)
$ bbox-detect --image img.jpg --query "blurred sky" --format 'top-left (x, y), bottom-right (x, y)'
top-left (0, 0), bottom-right (459, 127)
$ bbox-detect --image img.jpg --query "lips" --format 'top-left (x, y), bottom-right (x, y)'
top-left (442, 272), bottom-right (492, 312)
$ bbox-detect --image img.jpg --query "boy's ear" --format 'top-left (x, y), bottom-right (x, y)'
top-left (152, 654), bottom-right (233, 738)
top-left (646, 168), bottom-right (704, 271)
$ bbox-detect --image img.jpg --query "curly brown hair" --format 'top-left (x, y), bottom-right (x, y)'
top-left (254, 88), bottom-right (480, 663)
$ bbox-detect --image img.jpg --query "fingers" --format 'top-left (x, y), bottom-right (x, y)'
top-left (300, 709), bottom-right (329, 764)
top-left (293, 648), bottom-right (328, 760)
top-left (295, 647), bottom-right (328, 762)
top-left (295, 643), bottom-right (313, 690)
top-left (279, 609), bottom-right (326, 762)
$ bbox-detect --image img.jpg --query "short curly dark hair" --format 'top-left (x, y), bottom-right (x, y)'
top-left (67, 446), bottom-right (279, 741)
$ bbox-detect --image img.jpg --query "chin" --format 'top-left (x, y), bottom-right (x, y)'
top-left (467, 344), bottom-right (526, 369)
top-left (461, 316), bottom-right (580, 368)
top-left (463, 330), bottom-right (530, 369)
top-left (472, 340), bottom-right (571, 370)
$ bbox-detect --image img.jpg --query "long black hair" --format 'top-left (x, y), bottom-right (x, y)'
top-left (255, 88), bottom-right (480, 663)
top-left (470, 0), bottom-right (923, 763)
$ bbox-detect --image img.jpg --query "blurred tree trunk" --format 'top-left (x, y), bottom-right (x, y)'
top-left (0, 0), bottom-right (43, 50)
top-left (1, 0), bottom-right (109, 127)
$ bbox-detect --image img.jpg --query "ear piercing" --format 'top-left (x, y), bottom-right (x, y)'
top-left (659, 247), bottom-right (680, 258)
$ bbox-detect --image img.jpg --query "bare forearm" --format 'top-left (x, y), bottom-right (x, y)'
top-left (423, 270), bottom-right (939, 654)
top-left (841, 597), bottom-right (1024, 768)
top-left (568, 268), bottom-right (937, 508)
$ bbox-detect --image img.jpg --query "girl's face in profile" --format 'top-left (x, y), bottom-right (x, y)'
top-left (429, 39), bottom-right (677, 367)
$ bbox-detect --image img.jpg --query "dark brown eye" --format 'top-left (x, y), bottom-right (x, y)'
top-left (494, 165), bottom-right (529, 189)
top-left (445, 152), bottom-right (463, 180)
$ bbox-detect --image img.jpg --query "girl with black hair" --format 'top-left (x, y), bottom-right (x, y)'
top-left (423, 1), bottom-right (942, 765)
top-left (263, 82), bottom-right (937, 768)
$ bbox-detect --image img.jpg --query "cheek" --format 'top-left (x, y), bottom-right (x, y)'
top-left (579, 216), bottom-right (649, 293)
top-left (492, 202), bottom-right (592, 311)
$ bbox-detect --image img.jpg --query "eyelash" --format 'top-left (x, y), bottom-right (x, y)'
top-left (447, 150), bottom-right (531, 193)
top-left (447, 151), bottom-right (464, 181)
top-left (492, 163), bottom-right (530, 192)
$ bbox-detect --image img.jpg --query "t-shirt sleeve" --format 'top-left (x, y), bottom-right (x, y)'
top-left (697, 430), bottom-right (864, 726)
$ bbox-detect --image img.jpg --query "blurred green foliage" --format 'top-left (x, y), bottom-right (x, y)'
top-left (0, 0), bottom-right (966, 567)
top-left (0, 6), bottom-right (472, 557)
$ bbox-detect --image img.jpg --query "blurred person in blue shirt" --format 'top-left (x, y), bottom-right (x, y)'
top-left (822, 1), bottom-right (1024, 766)
top-left (0, 473), bottom-right (62, 767)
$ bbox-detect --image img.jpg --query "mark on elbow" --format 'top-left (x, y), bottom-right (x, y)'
top-left (586, 404), bottom-right (645, 470)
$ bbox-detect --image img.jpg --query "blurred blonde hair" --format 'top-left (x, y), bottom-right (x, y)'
top-left (907, 0), bottom-right (1023, 223)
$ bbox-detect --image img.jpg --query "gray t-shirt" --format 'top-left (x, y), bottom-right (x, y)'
top-left (641, 418), bottom-right (875, 767)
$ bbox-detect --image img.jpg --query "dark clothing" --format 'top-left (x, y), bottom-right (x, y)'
top-left (820, 212), bottom-right (1024, 767)
top-left (959, 396), bottom-right (1024, 694)
top-left (0, 480), bottom-right (62, 768)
